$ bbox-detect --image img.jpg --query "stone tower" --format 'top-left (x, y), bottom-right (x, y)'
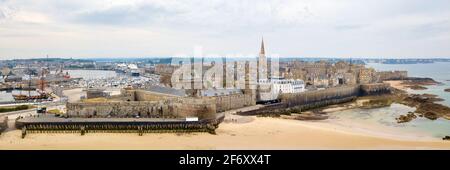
top-left (244, 60), bottom-right (257, 105)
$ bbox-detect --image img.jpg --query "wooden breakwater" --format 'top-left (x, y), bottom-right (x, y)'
top-left (15, 114), bottom-right (225, 138)
top-left (239, 84), bottom-right (391, 116)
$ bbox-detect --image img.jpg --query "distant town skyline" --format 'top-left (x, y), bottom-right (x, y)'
top-left (1, 0), bottom-right (450, 59)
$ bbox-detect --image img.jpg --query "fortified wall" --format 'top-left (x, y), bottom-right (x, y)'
top-left (129, 88), bottom-right (256, 113)
top-left (377, 71), bottom-right (408, 81)
top-left (67, 87), bottom-right (257, 120)
top-left (360, 83), bottom-right (391, 96)
top-left (119, 89), bottom-right (179, 101)
top-left (280, 83), bottom-right (391, 110)
top-left (66, 97), bottom-right (217, 120)
top-left (213, 92), bottom-right (256, 112)
top-left (67, 88), bottom-right (217, 120)
top-left (281, 85), bottom-right (360, 110)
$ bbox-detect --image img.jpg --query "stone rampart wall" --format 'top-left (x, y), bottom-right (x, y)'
top-left (66, 97), bottom-right (216, 120)
top-left (281, 85), bottom-right (361, 107)
top-left (281, 84), bottom-right (391, 108)
top-left (360, 83), bottom-right (391, 96)
top-left (214, 93), bottom-right (255, 112)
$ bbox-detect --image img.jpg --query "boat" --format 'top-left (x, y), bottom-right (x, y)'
top-left (13, 92), bottom-right (50, 101)
top-left (13, 65), bottom-right (53, 101)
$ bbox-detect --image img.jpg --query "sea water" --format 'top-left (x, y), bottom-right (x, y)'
top-left (329, 62), bottom-right (450, 139)
top-left (328, 104), bottom-right (450, 139)
top-left (65, 70), bottom-right (117, 80)
top-left (0, 90), bottom-right (40, 103)
top-left (0, 70), bottom-right (116, 102)
top-left (367, 62), bottom-right (450, 106)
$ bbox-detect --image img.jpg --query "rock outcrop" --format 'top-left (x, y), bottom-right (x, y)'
top-left (396, 93), bottom-right (450, 121)
top-left (396, 112), bottom-right (417, 123)
top-left (405, 85), bottom-right (427, 90)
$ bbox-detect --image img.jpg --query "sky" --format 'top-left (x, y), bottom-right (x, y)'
top-left (1, 0), bottom-right (450, 59)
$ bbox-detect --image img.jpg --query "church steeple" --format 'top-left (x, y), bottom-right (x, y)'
top-left (260, 37), bottom-right (265, 55)
top-left (258, 37), bottom-right (267, 81)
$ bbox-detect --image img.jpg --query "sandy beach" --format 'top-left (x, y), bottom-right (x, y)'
top-left (384, 80), bottom-right (407, 90)
top-left (1, 116), bottom-right (449, 150)
top-left (2, 81), bottom-right (449, 150)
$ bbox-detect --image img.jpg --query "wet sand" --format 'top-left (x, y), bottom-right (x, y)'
top-left (1, 117), bottom-right (449, 150)
top-left (385, 80), bottom-right (407, 90)
top-left (2, 85), bottom-right (449, 150)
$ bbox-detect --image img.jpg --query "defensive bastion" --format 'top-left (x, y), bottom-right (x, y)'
top-left (15, 89), bottom-right (225, 137)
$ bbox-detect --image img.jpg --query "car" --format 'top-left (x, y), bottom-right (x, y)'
top-left (36, 106), bottom-right (47, 113)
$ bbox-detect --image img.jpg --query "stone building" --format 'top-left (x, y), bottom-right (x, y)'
top-left (281, 59), bottom-right (383, 88)
top-left (67, 84), bottom-right (257, 119)
top-left (155, 64), bottom-right (178, 75)
top-left (358, 68), bottom-right (376, 84)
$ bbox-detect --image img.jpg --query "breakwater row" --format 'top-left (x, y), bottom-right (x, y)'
top-left (15, 114), bottom-right (224, 138)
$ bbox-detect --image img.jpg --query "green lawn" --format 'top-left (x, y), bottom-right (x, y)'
top-left (0, 105), bottom-right (32, 113)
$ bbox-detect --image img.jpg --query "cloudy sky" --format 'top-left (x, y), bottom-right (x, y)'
top-left (1, 0), bottom-right (450, 59)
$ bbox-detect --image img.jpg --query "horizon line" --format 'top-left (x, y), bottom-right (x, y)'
top-left (3, 56), bottom-right (450, 61)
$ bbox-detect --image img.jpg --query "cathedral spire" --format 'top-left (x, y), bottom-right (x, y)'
top-left (260, 37), bottom-right (265, 55)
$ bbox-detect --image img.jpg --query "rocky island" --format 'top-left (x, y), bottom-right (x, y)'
top-left (400, 77), bottom-right (440, 90)
top-left (393, 90), bottom-right (450, 122)
top-left (445, 88), bottom-right (450, 92)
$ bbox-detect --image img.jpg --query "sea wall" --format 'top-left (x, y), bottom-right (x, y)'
top-left (360, 83), bottom-right (391, 96)
top-left (239, 84), bottom-right (391, 115)
top-left (280, 84), bottom-right (391, 110)
top-left (214, 93), bottom-right (255, 112)
top-left (281, 85), bottom-right (361, 107)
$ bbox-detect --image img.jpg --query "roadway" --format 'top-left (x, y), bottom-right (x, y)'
top-left (0, 103), bottom-right (65, 132)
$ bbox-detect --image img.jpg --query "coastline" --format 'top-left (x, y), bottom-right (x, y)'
top-left (1, 80), bottom-right (450, 149)
top-left (1, 117), bottom-right (449, 150)
top-left (385, 80), bottom-right (408, 90)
